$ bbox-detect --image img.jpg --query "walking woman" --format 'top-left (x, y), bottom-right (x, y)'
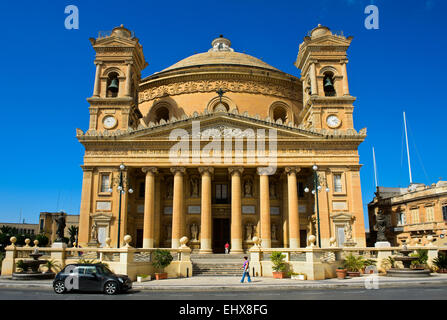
top-left (240, 256), bottom-right (251, 283)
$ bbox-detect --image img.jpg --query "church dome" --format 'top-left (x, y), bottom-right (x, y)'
top-left (158, 35), bottom-right (280, 73)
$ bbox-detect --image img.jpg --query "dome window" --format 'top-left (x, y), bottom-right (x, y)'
top-left (155, 106), bottom-right (170, 123)
top-left (273, 106), bottom-right (288, 123)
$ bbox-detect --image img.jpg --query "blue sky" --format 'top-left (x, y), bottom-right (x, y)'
top-left (0, 0), bottom-right (445, 230)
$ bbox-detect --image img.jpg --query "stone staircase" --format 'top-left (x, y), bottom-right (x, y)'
top-left (191, 253), bottom-right (246, 276)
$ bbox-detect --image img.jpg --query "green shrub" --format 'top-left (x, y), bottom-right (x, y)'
top-left (35, 234), bottom-right (49, 247)
top-left (433, 253), bottom-right (447, 270)
top-left (271, 251), bottom-right (288, 272)
top-left (152, 249), bottom-right (173, 273)
top-left (343, 253), bottom-right (365, 272)
top-left (410, 249), bottom-right (428, 267)
top-left (381, 256), bottom-right (396, 270)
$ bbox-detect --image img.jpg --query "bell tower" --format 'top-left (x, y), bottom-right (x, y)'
top-left (87, 25), bottom-right (148, 133)
top-left (295, 24), bottom-right (356, 131)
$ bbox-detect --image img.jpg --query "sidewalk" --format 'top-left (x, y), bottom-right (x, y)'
top-left (1, 274), bottom-right (447, 291)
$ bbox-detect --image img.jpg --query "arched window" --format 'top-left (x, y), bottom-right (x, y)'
top-left (272, 105), bottom-right (288, 123)
top-left (155, 106), bottom-right (170, 123)
top-left (106, 72), bottom-right (119, 98)
top-left (213, 101), bottom-right (229, 112)
top-left (323, 72), bottom-right (336, 97)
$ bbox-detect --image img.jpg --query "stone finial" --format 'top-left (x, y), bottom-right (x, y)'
top-left (308, 235), bottom-right (316, 248)
top-left (33, 240), bottom-right (39, 247)
top-left (24, 239), bottom-right (31, 247)
top-left (105, 237), bottom-right (112, 248)
top-left (123, 235), bottom-right (132, 248)
top-left (179, 236), bottom-right (189, 248)
top-left (10, 236), bottom-right (17, 246)
top-left (252, 236), bottom-right (261, 248)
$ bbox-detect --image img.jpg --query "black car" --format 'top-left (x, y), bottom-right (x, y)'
top-left (53, 263), bottom-right (132, 295)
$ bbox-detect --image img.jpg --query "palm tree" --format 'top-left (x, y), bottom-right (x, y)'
top-left (0, 226), bottom-right (12, 234)
top-left (68, 226), bottom-right (79, 247)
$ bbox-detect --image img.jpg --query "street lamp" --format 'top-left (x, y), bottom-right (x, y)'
top-left (304, 165), bottom-right (329, 248)
top-left (109, 163), bottom-right (133, 248)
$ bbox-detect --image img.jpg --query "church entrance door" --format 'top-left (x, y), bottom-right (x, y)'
top-left (212, 218), bottom-right (230, 253)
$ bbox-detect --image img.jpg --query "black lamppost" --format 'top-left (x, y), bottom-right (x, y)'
top-left (109, 163), bottom-right (133, 248)
top-left (304, 165), bottom-right (330, 248)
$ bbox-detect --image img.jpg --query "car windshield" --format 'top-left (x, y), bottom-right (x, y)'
top-left (98, 265), bottom-right (114, 275)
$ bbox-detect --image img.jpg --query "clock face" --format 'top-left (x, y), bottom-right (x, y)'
top-left (103, 116), bottom-right (117, 129)
top-left (326, 115), bottom-right (341, 128)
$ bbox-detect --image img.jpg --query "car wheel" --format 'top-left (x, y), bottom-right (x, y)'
top-left (53, 281), bottom-right (66, 294)
top-left (104, 281), bottom-right (118, 295)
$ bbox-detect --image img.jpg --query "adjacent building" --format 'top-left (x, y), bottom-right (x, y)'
top-left (0, 222), bottom-right (39, 236)
top-left (76, 24), bottom-right (367, 250)
top-left (39, 212), bottom-right (80, 244)
top-left (368, 181), bottom-right (447, 246)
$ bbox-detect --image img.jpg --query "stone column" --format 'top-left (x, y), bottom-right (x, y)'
top-left (282, 177), bottom-right (289, 248)
top-left (154, 176), bottom-right (161, 247)
top-left (142, 167), bottom-right (158, 248)
top-left (198, 167), bottom-right (214, 254)
top-left (171, 167), bottom-right (186, 248)
top-left (93, 62), bottom-right (102, 97)
top-left (258, 168), bottom-right (271, 248)
top-left (342, 62), bottom-right (350, 96)
top-left (310, 62), bottom-right (318, 96)
top-left (285, 167), bottom-right (301, 248)
top-left (125, 62), bottom-right (133, 97)
top-left (229, 167), bottom-right (244, 254)
top-left (78, 167), bottom-right (94, 246)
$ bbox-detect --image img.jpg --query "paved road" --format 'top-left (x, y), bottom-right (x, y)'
top-left (0, 285), bottom-right (446, 300)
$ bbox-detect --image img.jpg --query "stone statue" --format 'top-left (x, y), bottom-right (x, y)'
top-left (245, 223), bottom-right (253, 240)
top-left (271, 224), bottom-right (277, 240)
top-left (190, 177), bottom-right (199, 197)
top-left (91, 222), bottom-right (98, 241)
top-left (166, 180), bottom-right (173, 199)
top-left (374, 209), bottom-right (388, 242)
top-left (190, 223), bottom-right (199, 241)
top-left (344, 223), bottom-right (353, 242)
top-left (55, 214), bottom-right (66, 242)
top-left (244, 179), bottom-right (253, 197)
top-left (269, 182), bottom-right (276, 198)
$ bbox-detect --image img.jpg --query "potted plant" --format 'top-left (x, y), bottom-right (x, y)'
top-left (343, 253), bottom-right (365, 277)
top-left (433, 252), bottom-right (447, 273)
top-left (152, 249), bottom-right (173, 280)
top-left (43, 259), bottom-right (61, 276)
top-left (362, 259), bottom-right (377, 274)
top-left (270, 251), bottom-right (287, 279)
top-left (336, 267), bottom-right (347, 279)
top-left (410, 249), bottom-right (428, 270)
top-left (137, 274), bottom-right (151, 282)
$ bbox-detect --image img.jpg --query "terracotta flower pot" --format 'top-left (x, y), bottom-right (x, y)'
top-left (347, 271), bottom-right (361, 277)
top-left (272, 271), bottom-right (286, 279)
top-left (155, 273), bottom-right (168, 280)
top-left (336, 269), bottom-right (347, 279)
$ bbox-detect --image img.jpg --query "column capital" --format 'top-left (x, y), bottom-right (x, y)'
top-left (198, 167), bottom-right (214, 176)
top-left (81, 166), bottom-right (95, 172)
top-left (257, 167), bottom-right (274, 176)
top-left (142, 167), bottom-right (158, 175)
top-left (285, 167), bottom-right (301, 175)
top-left (228, 167), bottom-right (244, 176)
top-left (170, 167), bottom-right (186, 175)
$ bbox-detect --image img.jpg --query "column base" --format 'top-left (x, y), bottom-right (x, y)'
top-left (289, 238), bottom-right (299, 249)
top-left (143, 238), bottom-right (154, 249)
top-left (261, 239), bottom-right (271, 248)
top-left (230, 249), bottom-right (244, 254)
top-left (199, 249), bottom-right (213, 254)
top-left (171, 239), bottom-right (180, 249)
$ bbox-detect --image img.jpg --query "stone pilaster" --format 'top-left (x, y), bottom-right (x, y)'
top-left (171, 167), bottom-right (186, 248)
top-left (257, 167), bottom-right (271, 248)
top-left (229, 167), bottom-right (244, 254)
top-left (285, 167), bottom-right (301, 248)
top-left (142, 167), bottom-right (158, 248)
top-left (198, 167), bottom-right (214, 254)
top-left (79, 167), bottom-right (94, 246)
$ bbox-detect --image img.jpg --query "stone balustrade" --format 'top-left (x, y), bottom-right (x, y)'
top-left (1, 235), bottom-right (192, 281)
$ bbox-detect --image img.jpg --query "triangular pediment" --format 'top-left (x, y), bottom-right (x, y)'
top-left (118, 112), bottom-right (324, 141)
top-left (93, 36), bottom-right (136, 48)
top-left (307, 35), bottom-right (352, 48)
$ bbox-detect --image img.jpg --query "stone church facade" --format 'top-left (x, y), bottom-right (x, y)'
top-left (77, 24), bottom-right (367, 252)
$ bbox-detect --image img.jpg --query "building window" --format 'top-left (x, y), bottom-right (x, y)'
top-left (139, 181), bottom-right (145, 199)
top-left (443, 205), bottom-right (447, 221)
top-left (298, 182), bottom-right (304, 198)
top-left (425, 206), bottom-right (435, 222)
top-left (106, 72), bottom-right (119, 98)
top-left (273, 106), bottom-right (288, 123)
top-left (333, 174), bottom-right (343, 193)
top-left (323, 72), bottom-right (336, 97)
top-left (155, 106), bottom-right (170, 123)
top-left (40, 219), bottom-right (44, 232)
top-left (100, 174), bottom-right (111, 193)
top-left (397, 212), bottom-right (406, 226)
top-left (411, 208), bottom-right (420, 224)
top-left (215, 184), bottom-right (228, 204)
